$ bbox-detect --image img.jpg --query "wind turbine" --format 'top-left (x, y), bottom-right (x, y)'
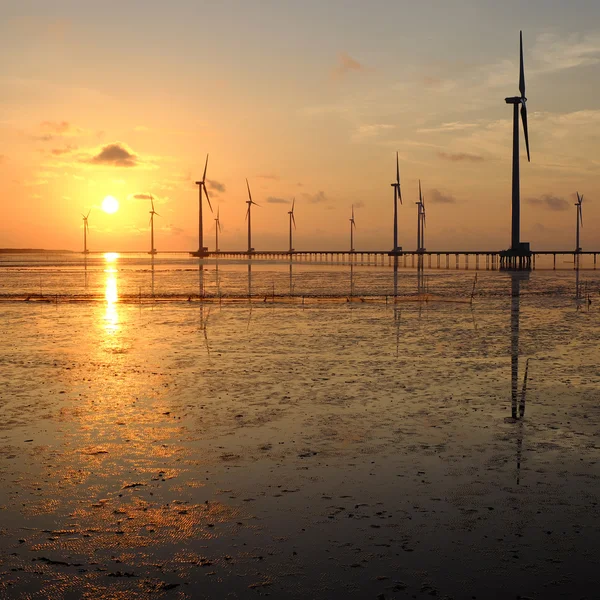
top-left (81, 210), bottom-right (90, 254)
top-left (505, 31), bottom-right (531, 262)
top-left (349, 205), bottom-right (356, 252)
top-left (215, 207), bottom-right (222, 253)
top-left (391, 151), bottom-right (402, 252)
top-left (194, 154), bottom-right (213, 257)
top-left (149, 195), bottom-right (159, 255)
top-left (416, 180), bottom-right (425, 252)
top-left (288, 198), bottom-right (296, 254)
top-left (575, 192), bottom-right (584, 253)
top-left (245, 178), bottom-right (260, 253)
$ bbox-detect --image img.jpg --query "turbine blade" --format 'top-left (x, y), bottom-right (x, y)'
top-left (217, 206), bottom-right (220, 219)
top-left (419, 179), bottom-right (422, 204)
top-left (218, 221), bottom-right (222, 232)
top-left (86, 210), bottom-right (91, 218)
top-left (521, 103), bottom-right (530, 162)
top-left (246, 178), bottom-right (252, 202)
top-left (203, 183), bottom-right (214, 212)
top-left (155, 211), bottom-right (160, 217)
top-left (245, 205), bottom-right (249, 221)
top-left (396, 151), bottom-right (400, 185)
top-left (292, 213), bottom-right (296, 229)
top-left (151, 196), bottom-right (155, 212)
top-left (202, 154), bottom-right (209, 182)
top-left (352, 205), bottom-right (355, 220)
top-left (519, 31), bottom-right (525, 98)
top-left (291, 197), bottom-right (295, 213)
top-left (579, 205), bottom-right (583, 227)
top-left (252, 200), bottom-right (261, 207)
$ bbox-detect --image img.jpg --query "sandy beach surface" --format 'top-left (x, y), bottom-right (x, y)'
top-left (1, 270), bottom-right (599, 598)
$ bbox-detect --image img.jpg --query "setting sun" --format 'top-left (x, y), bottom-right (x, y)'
top-left (101, 195), bottom-right (119, 214)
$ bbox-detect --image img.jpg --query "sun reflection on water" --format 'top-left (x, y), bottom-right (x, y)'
top-left (103, 253), bottom-right (119, 330)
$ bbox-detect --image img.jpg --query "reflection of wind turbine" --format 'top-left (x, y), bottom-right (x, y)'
top-left (149, 195), bottom-right (159, 255)
top-left (505, 31), bottom-right (531, 262)
top-left (575, 192), bottom-right (584, 254)
top-left (215, 207), bottom-right (222, 252)
top-left (82, 210), bottom-right (90, 254)
top-left (391, 151), bottom-right (402, 252)
top-left (349, 205), bottom-right (356, 252)
top-left (194, 154), bottom-right (213, 256)
top-left (245, 179), bottom-right (260, 253)
top-left (288, 198), bottom-right (296, 253)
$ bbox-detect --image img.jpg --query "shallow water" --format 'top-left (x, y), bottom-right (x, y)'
top-left (0, 255), bottom-right (599, 599)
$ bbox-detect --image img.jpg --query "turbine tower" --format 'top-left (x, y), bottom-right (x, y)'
top-left (349, 205), bottom-right (356, 252)
top-left (245, 179), bottom-right (260, 253)
top-left (503, 31), bottom-right (531, 268)
top-left (81, 210), bottom-right (90, 254)
top-left (215, 207), bottom-right (222, 253)
top-left (391, 151), bottom-right (402, 252)
top-left (194, 154), bottom-right (213, 257)
top-left (575, 192), bottom-right (584, 253)
top-left (288, 198), bottom-right (296, 253)
top-left (149, 195), bottom-right (159, 255)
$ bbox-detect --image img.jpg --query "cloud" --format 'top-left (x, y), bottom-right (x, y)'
top-left (438, 151), bottom-right (484, 162)
top-left (418, 122), bottom-right (478, 134)
top-left (526, 194), bottom-right (569, 211)
top-left (353, 201), bottom-right (365, 209)
top-left (256, 174), bottom-right (279, 181)
top-left (50, 144), bottom-right (77, 156)
top-left (428, 189), bottom-right (456, 204)
top-left (130, 193), bottom-right (153, 201)
top-left (353, 123), bottom-right (395, 140)
top-left (36, 120), bottom-right (87, 140)
top-left (302, 191), bottom-right (328, 204)
top-left (266, 196), bottom-right (290, 204)
top-left (331, 52), bottom-right (368, 79)
top-left (532, 32), bottom-right (600, 73)
top-left (207, 179), bottom-right (226, 193)
top-left (86, 142), bottom-right (139, 167)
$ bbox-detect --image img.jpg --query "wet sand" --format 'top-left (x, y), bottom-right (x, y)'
top-left (0, 296), bottom-right (599, 599)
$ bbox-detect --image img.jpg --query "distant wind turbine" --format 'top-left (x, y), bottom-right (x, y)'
top-left (149, 195), bottom-right (159, 255)
top-left (81, 210), bottom-right (90, 254)
top-left (215, 206), bottom-right (222, 253)
top-left (416, 180), bottom-right (426, 252)
top-left (194, 154), bottom-right (213, 256)
top-left (349, 205), bottom-right (356, 252)
top-left (245, 178), bottom-right (260, 253)
top-left (391, 151), bottom-right (402, 252)
top-left (288, 198), bottom-right (296, 253)
top-left (575, 192), bottom-right (584, 253)
top-left (505, 31), bottom-right (531, 262)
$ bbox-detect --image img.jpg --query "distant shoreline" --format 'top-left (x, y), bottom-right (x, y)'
top-left (0, 248), bottom-right (75, 254)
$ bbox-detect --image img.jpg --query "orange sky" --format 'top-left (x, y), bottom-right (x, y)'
top-left (1, 1), bottom-right (599, 252)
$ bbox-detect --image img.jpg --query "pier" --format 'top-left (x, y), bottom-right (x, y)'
top-left (190, 249), bottom-right (598, 269)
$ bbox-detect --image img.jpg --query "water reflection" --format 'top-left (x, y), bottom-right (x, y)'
top-left (103, 252), bottom-right (119, 331)
top-left (248, 260), bottom-right (253, 299)
top-left (151, 255), bottom-right (155, 297)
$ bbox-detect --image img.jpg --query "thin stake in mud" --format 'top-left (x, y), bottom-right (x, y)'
top-left (470, 273), bottom-right (478, 303)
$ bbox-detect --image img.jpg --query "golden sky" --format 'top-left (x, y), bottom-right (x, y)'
top-left (1, 1), bottom-right (599, 252)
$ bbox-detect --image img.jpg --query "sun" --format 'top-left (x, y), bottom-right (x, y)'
top-left (101, 195), bottom-right (119, 214)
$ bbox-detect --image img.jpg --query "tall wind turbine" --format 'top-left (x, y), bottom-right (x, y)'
top-left (245, 179), bottom-right (260, 253)
top-left (505, 31), bottom-right (531, 258)
top-left (81, 210), bottom-right (90, 254)
top-left (149, 195), bottom-right (159, 255)
top-left (575, 192), bottom-right (584, 253)
top-left (349, 205), bottom-right (356, 252)
top-left (288, 198), bottom-right (296, 253)
top-left (194, 154), bottom-right (213, 256)
top-left (215, 207), bottom-right (222, 253)
top-left (391, 152), bottom-right (402, 252)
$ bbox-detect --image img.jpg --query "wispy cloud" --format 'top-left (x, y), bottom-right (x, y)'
top-left (418, 122), bottom-right (478, 134)
top-left (331, 52), bottom-right (369, 79)
top-left (302, 191), bottom-right (328, 204)
top-left (207, 180), bottom-right (226, 193)
top-left (532, 32), bottom-right (600, 72)
top-left (526, 194), bottom-right (570, 211)
top-left (428, 189), bottom-right (457, 204)
top-left (266, 196), bottom-right (290, 204)
top-left (35, 120), bottom-right (88, 141)
top-left (353, 123), bottom-right (395, 140)
top-left (438, 151), bottom-right (484, 162)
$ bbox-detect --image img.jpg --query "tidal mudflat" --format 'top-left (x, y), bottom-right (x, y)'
top-left (0, 275), bottom-right (599, 599)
